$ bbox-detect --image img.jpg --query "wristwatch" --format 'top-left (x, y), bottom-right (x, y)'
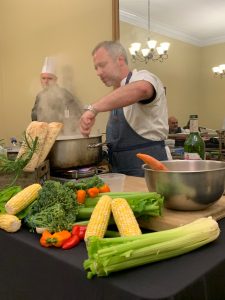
top-left (84, 104), bottom-right (98, 116)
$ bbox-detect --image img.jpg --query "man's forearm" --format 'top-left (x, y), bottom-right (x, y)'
top-left (92, 80), bottom-right (153, 113)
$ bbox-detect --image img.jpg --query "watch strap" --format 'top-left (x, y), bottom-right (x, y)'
top-left (84, 104), bottom-right (98, 116)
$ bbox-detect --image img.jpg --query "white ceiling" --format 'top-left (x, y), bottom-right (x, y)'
top-left (119, 0), bottom-right (225, 46)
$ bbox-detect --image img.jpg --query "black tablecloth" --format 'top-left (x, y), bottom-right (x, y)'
top-left (1, 218), bottom-right (225, 300)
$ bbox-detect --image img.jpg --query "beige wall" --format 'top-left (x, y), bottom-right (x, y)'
top-left (0, 0), bottom-right (112, 145)
top-left (200, 44), bottom-right (225, 128)
top-left (121, 21), bottom-right (225, 129)
top-left (1, 2), bottom-right (224, 145)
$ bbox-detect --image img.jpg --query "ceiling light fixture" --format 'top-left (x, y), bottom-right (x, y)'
top-left (128, 0), bottom-right (170, 63)
top-left (212, 64), bottom-right (225, 78)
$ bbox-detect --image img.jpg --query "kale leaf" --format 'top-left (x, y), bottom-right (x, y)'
top-left (24, 180), bottom-right (79, 232)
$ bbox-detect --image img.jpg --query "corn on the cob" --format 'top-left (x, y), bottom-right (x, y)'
top-left (5, 183), bottom-right (42, 215)
top-left (111, 198), bottom-right (142, 237)
top-left (84, 195), bottom-right (112, 241)
top-left (0, 213), bottom-right (21, 232)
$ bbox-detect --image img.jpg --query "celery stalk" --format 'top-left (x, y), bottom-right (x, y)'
top-left (81, 192), bottom-right (164, 221)
top-left (84, 192), bottom-right (161, 207)
top-left (77, 207), bottom-right (93, 220)
top-left (84, 217), bottom-right (220, 278)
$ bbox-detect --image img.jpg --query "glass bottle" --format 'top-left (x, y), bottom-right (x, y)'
top-left (184, 115), bottom-right (205, 160)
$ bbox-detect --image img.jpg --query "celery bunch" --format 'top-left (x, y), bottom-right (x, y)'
top-left (84, 217), bottom-right (220, 279)
top-left (79, 192), bottom-right (164, 220)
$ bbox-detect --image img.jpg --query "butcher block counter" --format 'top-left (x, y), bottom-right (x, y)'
top-left (124, 175), bottom-right (149, 192)
top-left (1, 176), bottom-right (225, 300)
top-left (124, 176), bottom-right (225, 231)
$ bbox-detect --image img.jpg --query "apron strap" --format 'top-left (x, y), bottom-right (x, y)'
top-left (125, 71), bottom-right (132, 84)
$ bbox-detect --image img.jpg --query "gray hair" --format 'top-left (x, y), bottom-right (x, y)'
top-left (92, 40), bottom-right (128, 64)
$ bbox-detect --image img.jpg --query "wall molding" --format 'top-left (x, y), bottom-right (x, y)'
top-left (120, 9), bottom-right (225, 47)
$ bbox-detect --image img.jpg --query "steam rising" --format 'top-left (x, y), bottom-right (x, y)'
top-left (36, 85), bottom-right (82, 136)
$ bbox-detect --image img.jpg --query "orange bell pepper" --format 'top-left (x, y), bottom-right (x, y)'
top-left (51, 230), bottom-right (71, 247)
top-left (76, 189), bottom-right (86, 204)
top-left (87, 187), bottom-right (99, 198)
top-left (98, 184), bottom-right (111, 193)
top-left (40, 230), bottom-right (71, 248)
top-left (40, 230), bottom-right (53, 248)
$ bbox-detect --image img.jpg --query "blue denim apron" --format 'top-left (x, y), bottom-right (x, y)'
top-left (106, 72), bottom-right (167, 177)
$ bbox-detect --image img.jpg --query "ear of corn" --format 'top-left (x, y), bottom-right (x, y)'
top-left (0, 213), bottom-right (21, 232)
top-left (5, 183), bottom-right (42, 215)
top-left (84, 195), bottom-right (112, 241)
top-left (111, 198), bottom-right (142, 237)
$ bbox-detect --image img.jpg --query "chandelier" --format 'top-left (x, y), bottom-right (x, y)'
top-left (129, 0), bottom-right (170, 63)
top-left (212, 64), bottom-right (225, 78)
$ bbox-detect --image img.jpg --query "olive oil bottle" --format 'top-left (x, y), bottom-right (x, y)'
top-left (184, 115), bottom-right (205, 160)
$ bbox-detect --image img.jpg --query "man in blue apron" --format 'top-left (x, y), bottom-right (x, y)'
top-left (80, 41), bottom-right (169, 177)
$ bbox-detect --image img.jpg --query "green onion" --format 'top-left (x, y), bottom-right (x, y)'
top-left (84, 217), bottom-right (220, 278)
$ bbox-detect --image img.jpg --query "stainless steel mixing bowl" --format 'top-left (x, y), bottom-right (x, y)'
top-left (143, 160), bottom-right (225, 211)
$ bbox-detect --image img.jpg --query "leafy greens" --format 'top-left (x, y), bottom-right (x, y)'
top-left (24, 180), bottom-right (79, 232)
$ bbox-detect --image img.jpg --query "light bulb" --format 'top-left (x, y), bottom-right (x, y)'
top-left (147, 39), bottom-right (157, 50)
top-left (129, 47), bottom-right (136, 56)
top-left (141, 48), bottom-right (150, 57)
top-left (130, 43), bottom-right (141, 52)
top-left (219, 64), bottom-right (225, 71)
top-left (212, 66), bottom-right (219, 73)
top-left (156, 47), bottom-right (164, 55)
top-left (160, 42), bottom-right (170, 51)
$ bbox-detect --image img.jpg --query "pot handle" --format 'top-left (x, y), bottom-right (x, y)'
top-left (87, 142), bottom-right (107, 149)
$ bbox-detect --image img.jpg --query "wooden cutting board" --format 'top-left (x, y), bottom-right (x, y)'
top-left (124, 175), bottom-right (225, 231)
top-left (139, 196), bottom-right (225, 231)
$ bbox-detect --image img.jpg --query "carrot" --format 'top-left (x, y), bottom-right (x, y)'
top-left (87, 187), bottom-right (99, 198)
top-left (76, 189), bottom-right (87, 204)
top-left (98, 184), bottom-right (111, 193)
top-left (136, 153), bottom-right (168, 171)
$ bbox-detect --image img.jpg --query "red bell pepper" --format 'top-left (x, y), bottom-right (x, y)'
top-left (62, 234), bottom-right (80, 250)
top-left (72, 225), bottom-right (80, 236)
top-left (78, 226), bottom-right (87, 240)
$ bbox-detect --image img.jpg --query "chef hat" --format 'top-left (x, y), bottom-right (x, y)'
top-left (41, 57), bottom-right (57, 75)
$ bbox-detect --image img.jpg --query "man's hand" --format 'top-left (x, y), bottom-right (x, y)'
top-left (79, 110), bottom-right (96, 137)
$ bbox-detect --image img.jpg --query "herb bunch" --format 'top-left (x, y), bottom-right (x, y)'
top-left (0, 134), bottom-right (38, 186)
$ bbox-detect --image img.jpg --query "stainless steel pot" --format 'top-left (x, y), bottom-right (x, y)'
top-left (49, 135), bottom-right (104, 169)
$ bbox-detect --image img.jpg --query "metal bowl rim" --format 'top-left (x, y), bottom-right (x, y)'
top-left (142, 160), bottom-right (225, 173)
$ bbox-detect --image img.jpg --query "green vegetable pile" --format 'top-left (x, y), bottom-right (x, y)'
top-left (24, 180), bottom-right (79, 232)
top-left (24, 176), bottom-right (164, 233)
top-left (64, 175), bottom-right (105, 190)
